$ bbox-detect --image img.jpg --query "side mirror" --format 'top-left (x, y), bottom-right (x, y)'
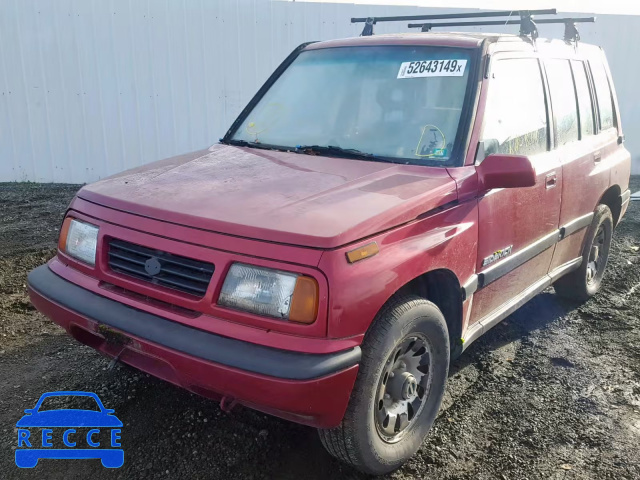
top-left (24, 409), bottom-right (34, 415)
top-left (476, 153), bottom-right (536, 190)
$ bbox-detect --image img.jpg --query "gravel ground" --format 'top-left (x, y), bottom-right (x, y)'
top-left (1, 179), bottom-right (639, 479)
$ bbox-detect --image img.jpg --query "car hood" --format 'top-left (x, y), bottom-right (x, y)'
top-left (78, 144), bottom-right (458, 249)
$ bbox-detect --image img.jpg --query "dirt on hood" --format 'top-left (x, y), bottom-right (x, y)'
top-left (76, 144), bottom-right (458, 248)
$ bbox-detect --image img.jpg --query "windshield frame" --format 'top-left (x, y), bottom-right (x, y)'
top-left (222, 42), bottom-right (482, 168)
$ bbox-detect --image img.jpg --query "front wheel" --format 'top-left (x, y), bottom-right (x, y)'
top-left (318, 295), bottom-right (449, 475)
top-left (554, 204), bottom-right (613, 302)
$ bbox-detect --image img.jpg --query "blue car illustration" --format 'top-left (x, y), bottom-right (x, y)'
top-left (15, 391), bottom-right (123, 468)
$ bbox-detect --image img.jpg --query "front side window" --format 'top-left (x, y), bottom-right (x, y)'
top-left (589, 59), bottom-right (615, 130)
top-left (230, 46), bottom-right (475, 165)
top-left (480, 58), bottom-right (548, 158)
top-left (546, 59), bottom-right (579, 146)
top-left (571, 60), bottom-right (595, 138)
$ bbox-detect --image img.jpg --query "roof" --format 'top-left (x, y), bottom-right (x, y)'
top-left (305, 32), bottom-right (491, 50)
top-left (305, 32), bottom-right (600, 55)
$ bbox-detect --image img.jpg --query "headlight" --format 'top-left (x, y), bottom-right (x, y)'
top-left (59, 218), bottom-right (99, 266)
top-left (219, 263), bottom-right (318, 324)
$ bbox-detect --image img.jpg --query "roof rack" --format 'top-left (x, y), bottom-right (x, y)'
top-left (351, 9), bottom-right (557, 37)
top-left (407, 17), bottom-right (595, 43)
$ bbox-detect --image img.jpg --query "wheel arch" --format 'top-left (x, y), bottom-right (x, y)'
top-left (393, 268), bottom-right (464, 359)
top-left (598, 184), bottom-right (622, 226)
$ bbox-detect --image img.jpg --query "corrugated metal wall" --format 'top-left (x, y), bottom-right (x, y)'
top-left (1, 0), bottom-right (639, 183)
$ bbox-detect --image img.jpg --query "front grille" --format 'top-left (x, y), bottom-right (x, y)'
top-left (107, 239), bottom-right (214, 297)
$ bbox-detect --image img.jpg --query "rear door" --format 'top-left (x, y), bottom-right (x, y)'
top-left (469, 55), bottom-right (562, 325)
top-left (589, 52), bottom-right (624, 177)
top-left (595, 51), bottom-right (632, 205)
top-left (546, 57), bottom-right (608, 271)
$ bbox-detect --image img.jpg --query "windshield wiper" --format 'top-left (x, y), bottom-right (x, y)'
top-left (225, 140), bottom-right (397, 164)
top-left (295, 145), bottom-right (395, 163)
top-left (224, 138), bottom-right (290, 152)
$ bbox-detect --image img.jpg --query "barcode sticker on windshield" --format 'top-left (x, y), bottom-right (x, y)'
top-left (397, 59), bottom-right (467, 78)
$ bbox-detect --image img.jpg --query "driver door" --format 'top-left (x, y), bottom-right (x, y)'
top-left (469, 55), bottom-right (562, 325)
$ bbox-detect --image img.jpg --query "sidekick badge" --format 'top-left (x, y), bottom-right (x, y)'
top-left (482, 245), bottom-right (513, 267)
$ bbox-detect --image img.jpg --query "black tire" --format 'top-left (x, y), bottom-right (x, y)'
top-left (318, 295), bottom-right (449, 475)
top-left (554, 204), bottom-right (613, 302)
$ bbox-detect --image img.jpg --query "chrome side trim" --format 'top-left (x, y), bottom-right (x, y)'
top-left (479, 230), bottom-right (558, 288)
top-left (461, 211), bottom-right (595, 301)
top-left (461, 275), bottom-right (479, 301)
top-left (462, 257), bottom-right (582, 351)
top-left (560, 212), bottom-right (594, 239)
top-left (548, 257), bottom-right (583, 282)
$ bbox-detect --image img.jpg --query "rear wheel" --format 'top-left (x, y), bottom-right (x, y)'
top-left (318, 295), bottom-right (449, 475)
top-left (554, 204), bottom-right (613, 302)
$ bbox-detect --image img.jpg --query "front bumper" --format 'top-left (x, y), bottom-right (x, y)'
top-left (28, 265), bottom-right (360, 428)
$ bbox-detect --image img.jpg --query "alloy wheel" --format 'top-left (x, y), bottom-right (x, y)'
top-left (374, 334), bottom-right (433, 443)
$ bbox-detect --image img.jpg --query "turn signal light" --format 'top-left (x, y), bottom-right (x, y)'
top-left (58, 217), bottom-right (72, 252)
top-left (289, 276), bottom-right (319, 324)
top-left (346, 242), bottom-right (379, 264)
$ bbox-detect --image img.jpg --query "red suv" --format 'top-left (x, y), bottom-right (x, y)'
top-left (29, 11), bottom-right (631, 475)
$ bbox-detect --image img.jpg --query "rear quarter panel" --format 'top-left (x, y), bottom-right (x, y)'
top-left (596, 46), bottom-right (631, 196)
top-left (609, 146), bottom-right (631, 195)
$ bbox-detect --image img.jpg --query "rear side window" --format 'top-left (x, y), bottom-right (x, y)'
top-left (481, 58), bottom-right (548, 157)
top-left (571, 60), bottom-right (595, 138)
top-left (590, 59), bottom-right (615, 130)
top-left (545, 59), bottom-right (579, 146)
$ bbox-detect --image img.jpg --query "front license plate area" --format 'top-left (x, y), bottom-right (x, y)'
top-left (97, 325), bottom-right (131, 347)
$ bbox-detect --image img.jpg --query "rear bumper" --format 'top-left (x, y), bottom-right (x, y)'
top-left (28, 265), bottom-right (360, 428)
top-left (620, 189), bottom-right (631, 223)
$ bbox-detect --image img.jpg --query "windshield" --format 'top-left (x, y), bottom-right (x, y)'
top-left (230, 46), bottom-right (474, 165)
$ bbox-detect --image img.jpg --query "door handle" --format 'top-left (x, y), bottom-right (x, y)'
top-left (545, 173), bottom-right (557, 189)
top-left (594, 151), bottom-right (602, 163)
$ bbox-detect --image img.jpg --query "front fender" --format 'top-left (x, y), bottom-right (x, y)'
top-left (318, 201), bottom-right (479, 339)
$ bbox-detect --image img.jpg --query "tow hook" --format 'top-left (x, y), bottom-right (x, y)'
top-left (220, 396), bottom-right (238, 413)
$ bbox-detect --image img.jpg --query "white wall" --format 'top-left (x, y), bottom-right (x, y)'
top-left (1, 0), bottom-right (638, 183)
